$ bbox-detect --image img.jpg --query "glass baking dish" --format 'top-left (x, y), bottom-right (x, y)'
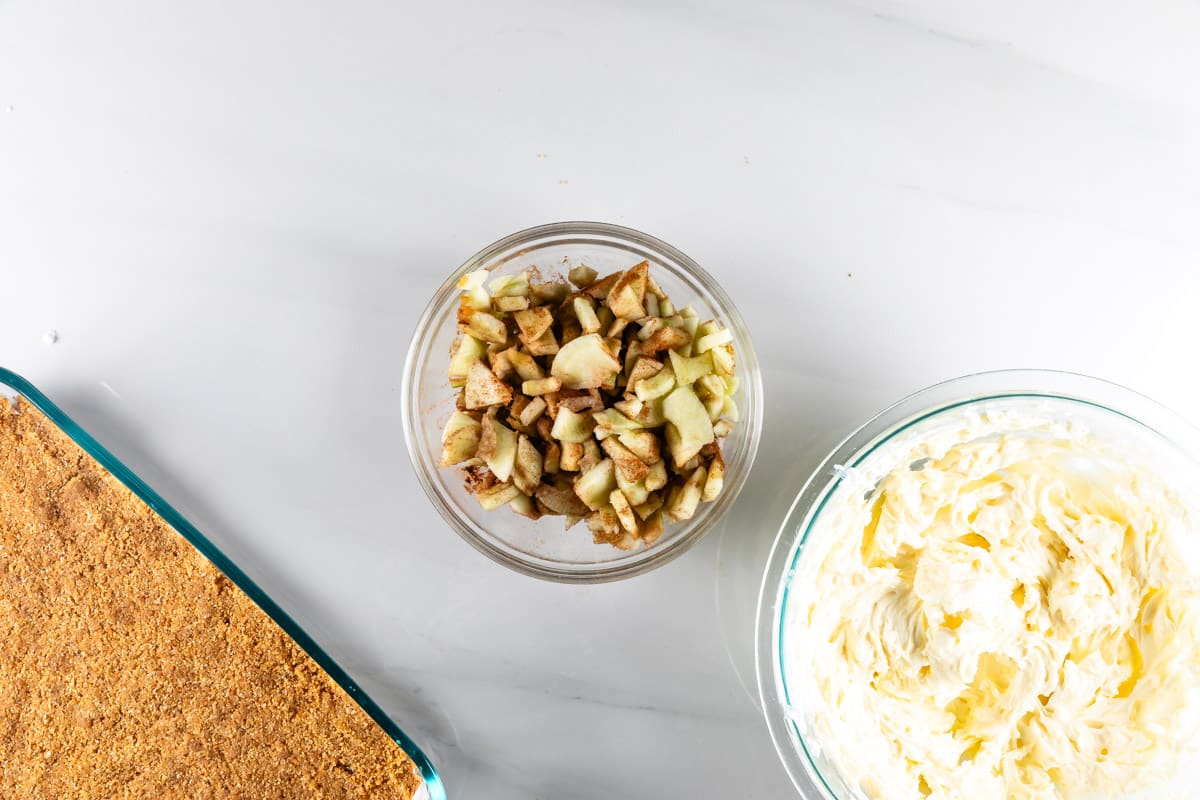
top-left (0, 366), bottom-right (445, 800)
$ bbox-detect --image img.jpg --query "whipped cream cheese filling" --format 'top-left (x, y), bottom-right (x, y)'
top-left (784, 403), bottom-right (1200, 800)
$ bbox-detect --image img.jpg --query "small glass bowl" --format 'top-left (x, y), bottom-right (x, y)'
top-left (756, 370), bottom-right (1200, 799)
top-left (402, 222), bottom-right (763, 583)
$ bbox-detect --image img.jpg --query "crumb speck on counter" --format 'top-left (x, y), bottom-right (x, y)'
top-left (42, 330), bottom-right (59, 345)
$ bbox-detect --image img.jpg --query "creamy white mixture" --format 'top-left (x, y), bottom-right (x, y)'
top-left (784, 402), bottom-right (1200, 800)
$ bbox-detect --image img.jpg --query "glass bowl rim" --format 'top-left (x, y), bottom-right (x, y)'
top-left (754, 368), bottom-right (1200, 799)
top-left (401, 221), bottom-right (764, 583)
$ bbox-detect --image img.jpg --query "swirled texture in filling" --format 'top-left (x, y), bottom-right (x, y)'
top-left (786, 410), bottom-right (1200, 800)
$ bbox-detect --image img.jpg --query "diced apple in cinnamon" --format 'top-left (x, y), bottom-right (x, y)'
top-left (640, 510), bottom-right (665, 544)
top-left (665, 465), bottom-right (707, 521)
top-left (644, 459), bottom-right (668, 491)
top-left (522, 328), bottom-right (560, 357)
top-left (702, 450), bottom-right (725, 502)
top-left (477, 481), bottom-right (522, 511)
top-left (634, 364), bottom-right (675, 402)
top-left (465, 360), bottom-right (513, 409)
top-left (641, 326), bottom-right (690, 356)
top-left (583, 271), bottom-right (621, 299)
top-left (448, 335), bottom-right (487, 385)
top-left (513, 434), bottom-right (543, 495)
top-left (634, 492), bottom-right (665, 520)
top-left (601, 437), bottom-right (649, 483)
top-left (550, 333), bottom-right (621, 390)
top-left (609, 489), bottom-right (639, 534)
top-left (514, 306), bottom-right (554, 341)
top-left (574, 459), bottom-right (617, 511)
top-left (559, 441), bottom-right (583, 471)
top-left (606, 262), bottom-right (648, 320)
top-left (551, 407), bottom-right (594, 443)
top-left (663, 385), bottom-right (714, 467)
top-left (615, 468), bottom-right (649, 507)
top-left (568, 265), bottom-right (599, 287)
top-left (477, 414), bottom-right (518, 482)
top-left (668, 349), bottom-right (714, 387)
top-left (573, 296), bottom-right (601, 334)
top-left (517, 395), bottom-right (547, 427)
top-left (617, 430), bottom-right (660, 464)
top-left (439, 411), bottom-right (482, 467)
top-left (523, 377), bottom-right (562, 396)
top-left (506, 349), bottom-right (544, 381)
top-left (509, 492), bottom-right (541, 520)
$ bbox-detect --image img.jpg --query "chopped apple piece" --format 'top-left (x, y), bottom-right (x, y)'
top-left (465, 360), bottom-right (513, 409)
top-left (457, 269), bottom-right (491, 310)
top-left (607, 318), bottom-right (629, 338)
top-left (658, 298), bottom-right (675, 316)
top-left (592, 408), bottom-right (645, 435)
top-left (703, 450), bottom-right (725, 502)
top-left (617, 430), bottom-right (660, 464)
top-left (606, 283), bottom-right (645, 320)
top-left (551, 407), bottom-right (594, 443)
top-left (713, 418), bottom-right (734, 438)
top-left (523, 377), bottom-right (562, 396)
top-left (640, 510), bottom-right (665, 544)
top-left (439, 411), bottom-right (482, 467)
top-left (518, 395), bottom-right (547, 427)
top-left (514, 306), bottom-right (554, 341)
top-left (569, 265), bottom-right (599, 287)
top-left (644, 459), bottom-right (668, 491)
top-left (509, 492), bottom-right (541, 519)
top-left (710, 343), bottom-right (735, 376)
top-left (668, 350), bottom-right (714, 386)
top-left (574, 459), bottom-right (617, 511)
top-left (601, 437), bottom-right (650, 483)
top-left (583, 271), bottom-right (621, 299)
top-left (695, 325), bottom-right (733, 354)
top-left (612, 397), bottom-right (644, 421)
top-left (609, 489), bottom-right (639, 534)
top-left (564, 513), bottom-right (585, 530)
top-left (507, 349), bottom-right (544, 381)
top-left (634, 492), bottom-right (665, 520)
top-left (477, 415), bottom-right (518, 482)
top-left (641, 326), bottom-right (690, 356)
top-left (644, 293), bottom-right (660, 318)
top-left (634, 364), bottom-right (676, 402)
top-left (615, 468), bottom-right (649, 507)
top-left (478, 482), bottom-right (521, 511)
top-left (663, 385), bottom-right (714, 466)
top-left (722, 395), bottom-right (740, 422)
top-left (521, 328), bottom-right (560, 357)
top-left (550, 333), bottom-right (621, 390)
top-left (487, 271), bottom-right (530, 297)
top-left (513, 434), bottom-right (543, 495)
top-left (462, 309), bottom-right (508, 345)
top-left (531, 279), bottom-right (570, 304)
top-left (696, 375), bottom-right (727, 421)
top-left (627, 357), bottom-right (664, 387)
top-left (665, 465), bottom-right (706, 521)
top-left (494, 295), bottom-right (529, 312)
top-left (579, 438), bottom-right (602, 472)
top-left (543, 440), bottom-right (561, 474)
top-left (636, 317), bottom-right (665, 342)
top-left (633, 397), bottom-right (666, 427)
top-left (535, 482), bottom-right (590, 516)
top-left (559, 441), bottom-right (583, 472)
top-left (448, 334), bottom-right (487, 384)
top-left (573, 296), bottom-right (601, 334)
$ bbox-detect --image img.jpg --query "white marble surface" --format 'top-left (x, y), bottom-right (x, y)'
top-left (2, 1), bottom-right (1200, 797)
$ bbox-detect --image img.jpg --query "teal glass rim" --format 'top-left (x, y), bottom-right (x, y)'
top-left (0, 367), bottom-right (446, 800)
top-left (754, 369), bottom-right (1200, 799)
